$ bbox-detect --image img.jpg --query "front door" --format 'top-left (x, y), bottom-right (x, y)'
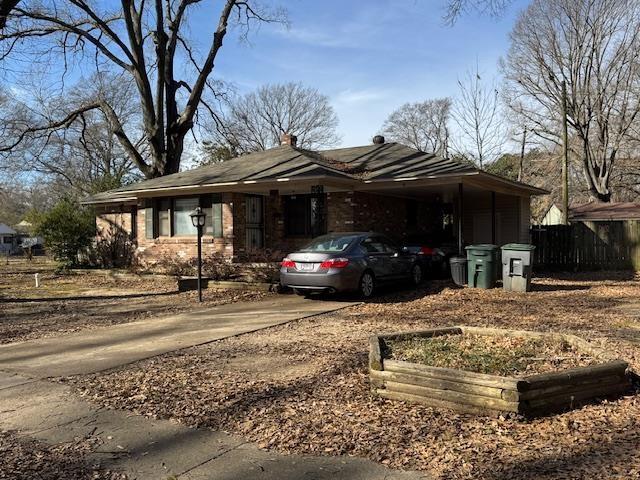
top-left (245, 195), bottom-right (264, 251)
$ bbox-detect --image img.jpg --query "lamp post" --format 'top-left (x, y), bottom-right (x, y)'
top-left (189, 206), bottom-right (207, 302)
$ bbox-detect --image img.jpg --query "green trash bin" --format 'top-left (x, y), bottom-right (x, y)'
top-left (465, 244), bottom-right (499, 289)
top-left (501, 244), bottom-right (536, 292)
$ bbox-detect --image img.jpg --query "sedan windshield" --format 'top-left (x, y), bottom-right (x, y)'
top-left (300, 234), bottom-right (359, 253)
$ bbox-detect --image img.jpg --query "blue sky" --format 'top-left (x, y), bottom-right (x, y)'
top-left (192, 0), bottom-right (529, 148)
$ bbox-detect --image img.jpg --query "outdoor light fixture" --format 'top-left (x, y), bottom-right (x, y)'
top-left (190, 206), bottom-right (206, 228)
top-left (189, 207), bottom-right (207, 302)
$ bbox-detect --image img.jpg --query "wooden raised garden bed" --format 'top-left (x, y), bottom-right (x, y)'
top-left (369, 326), bottom-right (631, 416)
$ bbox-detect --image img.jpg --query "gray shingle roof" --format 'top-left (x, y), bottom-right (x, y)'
top-left (85, 142), bottom-right (535, 203)
top-left (318, 143), bottom-right (476, 179)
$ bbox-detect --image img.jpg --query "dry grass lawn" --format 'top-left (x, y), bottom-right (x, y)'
top-left (386, 333), bottom-right (598, 376)
top-left (0, 258), bottom-right (270, 344)
top-left (66, 273), bottom-right (640, 480)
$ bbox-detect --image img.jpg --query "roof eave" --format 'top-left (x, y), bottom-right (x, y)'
top-left (81, 174), bottom-right (359, 205)
top-left (474, 171), bottom-right (549, 195)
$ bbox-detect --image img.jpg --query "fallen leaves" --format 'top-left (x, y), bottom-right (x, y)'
top-left (59, 273), bottom-right (640, 479)
top-left (0, 430), bottom-right (127, 480)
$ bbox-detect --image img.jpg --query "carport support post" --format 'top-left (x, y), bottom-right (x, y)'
top-left (458, 183), bottom-right (464, 255)
top-left (491, 191), bottom-right (496, 244)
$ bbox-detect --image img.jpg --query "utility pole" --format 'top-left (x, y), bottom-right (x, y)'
top-left (561, 81), bottom-right (569, 225)
top-left (518, 126), bottom-right (526, 182)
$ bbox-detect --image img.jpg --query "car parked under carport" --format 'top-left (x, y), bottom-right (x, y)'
top-left (280, 232), bottom-right (423, 298)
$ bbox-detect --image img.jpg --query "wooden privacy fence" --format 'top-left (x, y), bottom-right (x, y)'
top-left (531, 221), bottom-right (640, 271)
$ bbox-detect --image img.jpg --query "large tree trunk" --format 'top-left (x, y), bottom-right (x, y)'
top-left (581, 140), bottom-right (613, 203)
top-left (0, 0), bottom-right (19, 30)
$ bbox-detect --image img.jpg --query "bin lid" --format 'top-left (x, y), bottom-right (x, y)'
top-left (465, 244), bottom-right (499, 252)
top-left (501, 243), bottom-right (536, 251)
top-left (449, 256), bottom-right (467, 263)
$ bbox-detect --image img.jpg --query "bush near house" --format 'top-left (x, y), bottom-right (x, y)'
top-left (145, 249), bottom-right (281, 283)
top-left (36, 198), bottom-right (96, 269)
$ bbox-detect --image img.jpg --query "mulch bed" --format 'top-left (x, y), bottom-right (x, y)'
top-left (0, 270), bottom-right (271, 344)
top-left (0, 430), bottom-right (127, 480)
top-left (386, 333), bottom-right (598, 376)
top-left (65, 274), bottom-right (640, 479)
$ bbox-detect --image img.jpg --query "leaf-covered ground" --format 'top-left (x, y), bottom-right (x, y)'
top-left (386, 333), bottom-right (597, 376)
top-left (65, 273), bottom-right (640, 479)
top-left (0, 260), bottom-right (270, 344)
top-left (0, 430), bottom-right (127, 480)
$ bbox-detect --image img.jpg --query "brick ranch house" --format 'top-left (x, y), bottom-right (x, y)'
top-left (84, 135), bottom-right (546, 266)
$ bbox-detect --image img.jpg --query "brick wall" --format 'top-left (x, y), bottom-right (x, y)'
top-left (103, 193), bottom-right (236, 267)
top-left (95, 208), bottom-right (133, 239)
top-left (96, 189), bottom-right (458, 266)
top-left (326, 191), bottom-right (355, 232)
top-left (352, 192), bottom-right (407, 238)
top-left (264, 191), bottom-right (311, 255)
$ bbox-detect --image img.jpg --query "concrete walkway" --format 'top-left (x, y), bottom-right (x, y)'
top-left (0, 295), bottom-right (427, 479)
top-left (0, 295), bottom-right (357, 377)
top-left (0, 373), bottom-right (424, 480)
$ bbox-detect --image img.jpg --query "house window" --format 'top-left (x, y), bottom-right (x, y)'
top-left (130, 207), bottom-right (137, 240)
top-left (284, 194), bottom-right (326, 237)
top-left (144, 195), bottom-right (224, 239)
top-left (173, 197), bottom-right (199, 236)
top-left (202, 194), bottom-right (223, 238)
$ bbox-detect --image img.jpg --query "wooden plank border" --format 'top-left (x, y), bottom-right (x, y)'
top-left (371, 326), bottom-right (632, 417)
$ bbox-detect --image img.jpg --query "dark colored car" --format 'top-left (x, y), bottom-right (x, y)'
top-left (401, 242), bottom-right (449, 278)
top-left (280, 232), bottom-right (423, 298)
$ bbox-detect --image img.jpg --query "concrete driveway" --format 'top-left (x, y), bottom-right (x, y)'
top-left (0, 295), bottom-right (358, 378)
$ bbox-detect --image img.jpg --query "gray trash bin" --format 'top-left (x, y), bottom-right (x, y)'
top-left (449, 256), bottom-right (467, 286)
top-left (501, 244), bottom-right (536, 292)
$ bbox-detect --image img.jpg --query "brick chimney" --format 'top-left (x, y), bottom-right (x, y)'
top-left (280, 133), bottom-right (298, 147)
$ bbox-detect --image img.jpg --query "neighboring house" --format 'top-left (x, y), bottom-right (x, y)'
top-left (569, 202), bottom-right (640, 222)
top-left (0, 223), bottom-right (17, 254)
top-left (539, 202), bottom-right (640, 225)
top-left (14, 221), bottom-right (45, 253)
top-left (540, 204), bottom-right (564, 226)
top-left (84, 135), bottom-right (547, 266)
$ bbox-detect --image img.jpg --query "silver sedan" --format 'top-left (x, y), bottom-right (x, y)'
top-left (279, 232), bottom-right (422, 298)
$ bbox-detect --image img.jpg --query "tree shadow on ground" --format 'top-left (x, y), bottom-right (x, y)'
top-left (303, 280), bottom-right (453, 305)
top-left (534, 270), bottom-right (637, 282)
top-left (480, 408), bottom-right (640, 480)
top-left (0, 290), bottom-right (177, 303)
top-left (530, 283), bottom-right (592, 292)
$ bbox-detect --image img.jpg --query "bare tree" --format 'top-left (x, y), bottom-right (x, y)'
top-left (501, 0), bottom-right (640, 202)
top-left (381, 98), bottom-right (451, 156)
top-left (451, 66), bottom-right (505, 169)
top-left (443, 0), bottom-right (511, 24)
top-left (0, 0), bottom-right (18, 30)
top-left (1, 72), bottom-right (141, 194)
top-left (214, 82), bottom-right (340, 153)
top-left (0, 1), bottom-right (284, 179)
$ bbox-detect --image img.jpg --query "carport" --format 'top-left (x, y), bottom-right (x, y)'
top-left (355, 171), bottom-right (546, 254)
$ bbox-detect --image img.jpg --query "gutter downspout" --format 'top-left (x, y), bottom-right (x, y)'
top-left (458, 183), bottom-right (464, 255)
top-left (491, 191), bottom-right (496, 244)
